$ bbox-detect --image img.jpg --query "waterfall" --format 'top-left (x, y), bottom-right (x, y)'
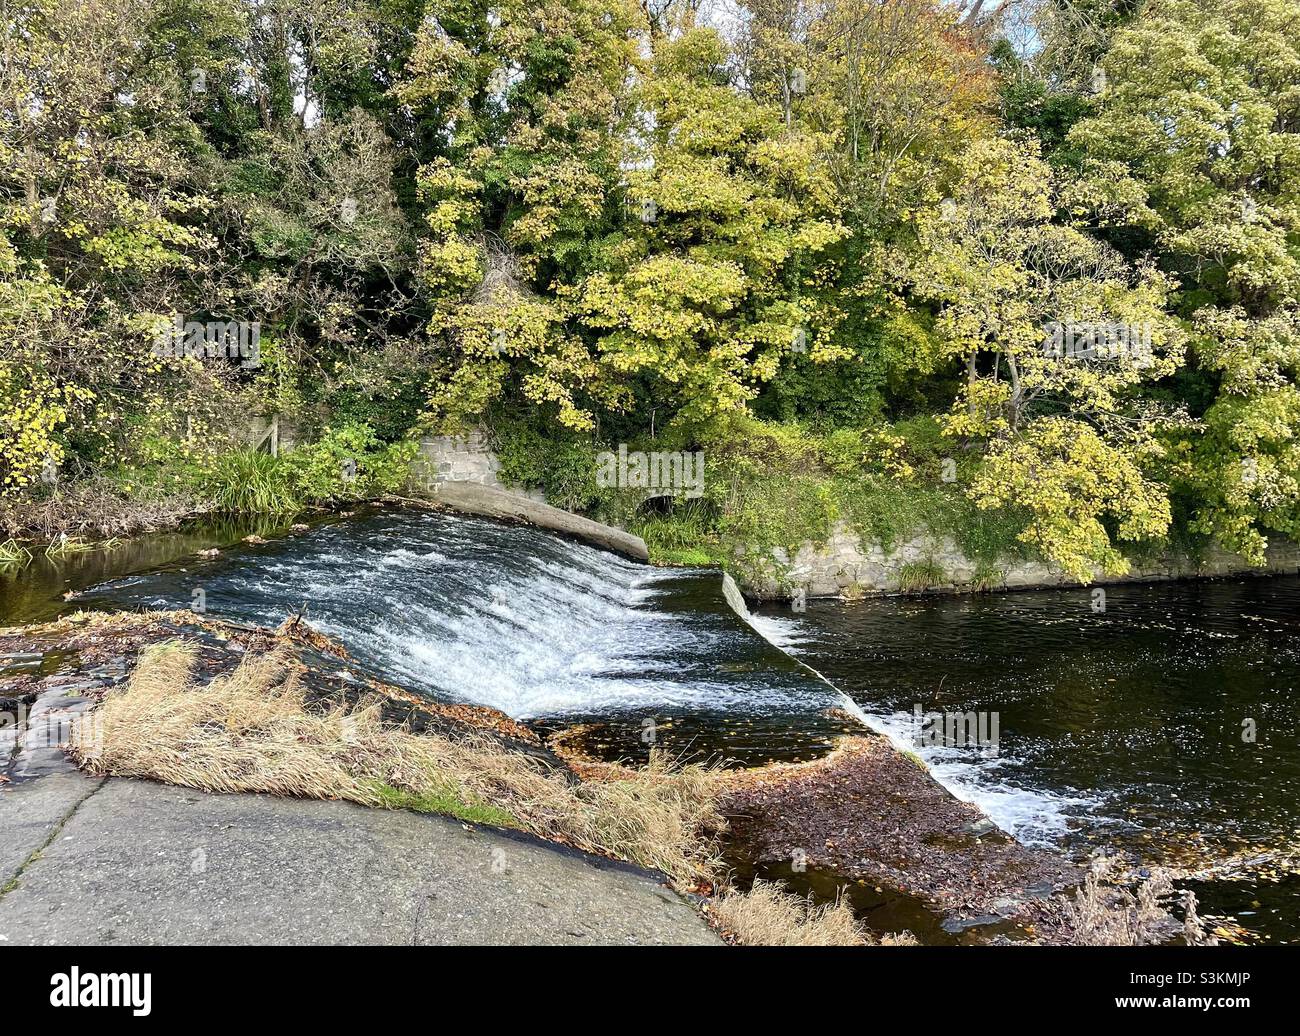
top-left (78, 509), bottom-right (841, 727)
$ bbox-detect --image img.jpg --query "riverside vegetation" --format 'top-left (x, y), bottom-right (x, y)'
top-left (3, 0), bottom-right (1300, 585)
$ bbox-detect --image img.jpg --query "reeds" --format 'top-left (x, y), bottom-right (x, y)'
top-left (0, 538), bottom-right (33, 567)
top-left (203, 449), bottom-right (300, 513)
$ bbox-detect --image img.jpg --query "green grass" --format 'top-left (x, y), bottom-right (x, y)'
top-left (897, 558), bottom-right (946, 593)
top-left (629, 510), bottom-right (724, 567)
top-left (203, 448), bottom-right (301, 514)
top-left (369, 781), bottom-right (518, 828)
top-left (969, 559), bottom-right (1005, 592)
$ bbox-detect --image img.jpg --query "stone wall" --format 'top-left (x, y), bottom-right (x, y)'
top-left (407, 428), bottom-right (549, 503)
top-left (242, 414), bottom-right (299, 455)
top-left (737, 521), bottom-right (1300, 601)
top-left (408, 429), bottom-right (505, 491)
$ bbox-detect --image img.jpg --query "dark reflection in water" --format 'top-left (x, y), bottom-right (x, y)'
top-left (764, 578), bottom-right (1300, 943)
top-left (0, 514), bottom-right (307, 625)
top-left (6, 512), bottom-right (1299, 941)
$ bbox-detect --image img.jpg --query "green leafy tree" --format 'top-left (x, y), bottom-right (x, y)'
top-left (576, 26), bottom-right (848, 429)
top-left (910, 135), bottom-right (1185, 579)
top-left (1068, 0), bottom-right (1300, 561)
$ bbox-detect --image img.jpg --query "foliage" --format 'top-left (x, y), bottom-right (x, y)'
top-left (201, 427), bottom-right (419, 516)
top-left (1066, 0), bottom-right (1300, 565)
top-left (5, 0), bottom-right (1297, 575)
top-left (589, 413), bottom-right (1028, 571)
top-left (488, 412), bottom-right (606, 512)
top-left (969, 417), bottom-right (1172, 581)
top-left (202, 449), bottom-right (301, 514)
top-left (282, 423), bottom-right (418, 504)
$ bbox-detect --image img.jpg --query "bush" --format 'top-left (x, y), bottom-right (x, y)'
top-left (489, 412), bottom-right (606, 512)
top-left (282, 423), bottom-right (417, 504)
top-left (200, 423), bottom-right (415, 514)
top-left (203, 449), bottom-right (300, 513)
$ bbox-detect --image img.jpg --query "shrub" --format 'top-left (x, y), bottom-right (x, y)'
top-left (489, 413), bottom-right (606, 512)
top-left (897, 558), bottom-right (945, 593)
top-left (203, 449), bottom-right (300, 513)
top-left (282, 422), bottom-right (417, 504)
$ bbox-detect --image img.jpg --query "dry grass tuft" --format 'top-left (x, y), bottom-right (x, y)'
top-left (1061, 852), bottom-right (1217, 946)
top-left (712, 880), bottom-right (914, 946)
top-left (74, 640), bottom-right (723, 882)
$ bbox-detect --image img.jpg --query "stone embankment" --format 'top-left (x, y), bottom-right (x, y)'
top-left (738, 522), bottom-right (1300, 600)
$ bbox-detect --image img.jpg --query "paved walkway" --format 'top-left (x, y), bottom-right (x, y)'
top-left (0, 772), bottom-right (719, 946)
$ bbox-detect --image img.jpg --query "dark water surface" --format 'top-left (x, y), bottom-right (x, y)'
top-left (757, 579), bottom-right (1300, 943)
top-left (4, 510), bottom-right (1298, 941)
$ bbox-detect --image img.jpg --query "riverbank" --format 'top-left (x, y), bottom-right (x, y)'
top-left (735, 521), bottom-right (1300, 601)
top-left (2, 606), bottom-right (1209, 945)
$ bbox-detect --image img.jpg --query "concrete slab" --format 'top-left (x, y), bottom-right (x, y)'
top-left (0, 776), bottom-right (719, 946)
top-left (0, 773), bottom-right (104, 888)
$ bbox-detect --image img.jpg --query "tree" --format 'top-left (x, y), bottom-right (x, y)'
top-left (576, 26), bottom-right (847, 429)
top-left (1, 0), bottom-right (228, 482)
top-left (1068, 0), bottom-right (1300, 561)
top-left (403, 0), bottom-right (645, 431)
top-left (909, 135), bottom-right (1185, 579)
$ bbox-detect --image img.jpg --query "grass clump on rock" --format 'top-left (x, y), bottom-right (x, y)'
top-left (74, 639), bottom-right (723, 884)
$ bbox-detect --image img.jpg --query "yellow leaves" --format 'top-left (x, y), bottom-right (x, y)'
top-left (1068, 0), bottom-right (1300, 303)
top-left (941, 380), bottom-right (1011, 440)
top-left (969, 417), bottom-right (1172, 582)
top-left (1058, 159), bottom-right (1161, 231)
top-left (791, 220), bottom-right (850, 253)
top-left (0, 364), bottom-right (80, 495)
top-left (420, 236), bottom-right (483, 296)
top-left (860, 430), bottom-right (915, 481)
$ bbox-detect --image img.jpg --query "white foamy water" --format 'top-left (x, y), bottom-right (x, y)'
top-left (744, 613), bottom-right (810, 651)
top-left (86, 510), bottom-right (838, 725)
top-left (861, 709), bottom-right (1097, 848)
top-left (741, 612), bottom-right (1094, 848)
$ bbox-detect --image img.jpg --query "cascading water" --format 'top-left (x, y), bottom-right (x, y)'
top-left (72, 507), bottom-right (857, 764)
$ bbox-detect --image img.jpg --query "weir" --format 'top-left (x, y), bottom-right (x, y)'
top-left (67, 508), bottom-right (848, 762)
top-left (32, 505), bottom-right (1300, 942)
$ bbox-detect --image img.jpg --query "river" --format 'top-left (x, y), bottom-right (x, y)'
top-left (2, 505), bottom-right (1296, 942)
